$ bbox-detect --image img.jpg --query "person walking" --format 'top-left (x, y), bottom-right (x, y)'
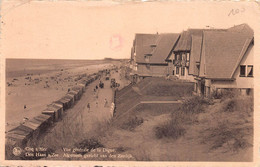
top-left (87, 103), bottom-right (90, 112)
top-left (104, 98), bottom-right (108, 107)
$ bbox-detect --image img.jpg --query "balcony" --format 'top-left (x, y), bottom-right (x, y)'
top-left (181, 60), bottom-right (186, 66)
top-left (174, 60), bottom-right (181, 66)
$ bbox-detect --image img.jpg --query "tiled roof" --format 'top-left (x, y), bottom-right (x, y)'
top-left (135, 34), bottom-right (159, 63)
top-left (174, 29), bottom-right (226, 52)
top-left (228, 23), bottom-right (254, 37)
top-left (173, 31), bottom-right (191, 51)
top-left (189, 35), bottom-right (203, 76)
top-left (135, 33), bottom-right (179, 64)
top-left (150, 33), bottom-right (180, 64)
top-left (199, 31), bottom-right (253, 79)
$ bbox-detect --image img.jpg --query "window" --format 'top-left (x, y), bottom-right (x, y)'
top-left (177, 54), bottom-right (180, 60)
top-left (182, 53), bottom-right (186, 61)
top-left (172, 70), bottom-right (175, 75)
top-left (181, 67), bottom-right (185, 76)
top-left (144, 56), bottom-right (150, 63)
top-left (146, 64), bottom-right (150, 70)
top-left (186, 53), bottom-right (190, 61)
top-left (247, 65), bottom-right (253, 77)
top-left (176, 67), bottom-right (179, 74)
top-left (172, 53), bottom-right (175, 60)
top-left (240, 65), bottom-right (246, 77)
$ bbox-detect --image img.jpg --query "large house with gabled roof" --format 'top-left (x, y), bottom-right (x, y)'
top-left (192, 24), bottom-right (254, 97)
top-left (130, 24), bottom-right (254, 97)
top-left (130, 33), bottom-right (180, 82)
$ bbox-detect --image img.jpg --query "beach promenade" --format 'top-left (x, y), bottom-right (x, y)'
top-left (35, 69), bottom-right (129, 150)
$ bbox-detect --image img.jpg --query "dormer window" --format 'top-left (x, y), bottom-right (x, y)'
top-left (145, 55), bottom-right (150, 62)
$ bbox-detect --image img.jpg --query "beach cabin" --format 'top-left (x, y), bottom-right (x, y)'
top-left (56, 97), bottom-right (74, 110)
top-left (54, 99), bottom-right (68, 111)
top-left (72, 86), bottom-right (84, 97)
top-left (8, 120), bottom-right (41, 143)
top-left (6, 132), bottom-right (29, 147)
top-left (65, 94), bottom-right (76, 104)
top-left (33, 114), bottom-right (52, 128)
top-left (8, 124), bottom-right (33, 143)
top-left (77, 83), bottom-right (86, 92)
top-left (68, 90), bottom-right (80, 101)
top-left (61, 96), bottom-right (73, 108)
top-left (31, 114), bottom-right (52, 133)
top-left (79, 79), bottom-right (88, 87)
top-left (48, 104), bottom-right (64, 119)
top-left (42, 108), bottom-right (59, 122)
top-left (88, 77), bottom-right (94, 84)
top-left (22, 120), bottom-right (42, 139)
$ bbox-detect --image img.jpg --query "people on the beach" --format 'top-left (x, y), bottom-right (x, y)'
top-left (87, 103), bottom-right (90, 111)
top-left (23, 117), bottom-right (29, 123)
top-left (104, 98), bottom-right (108, 107)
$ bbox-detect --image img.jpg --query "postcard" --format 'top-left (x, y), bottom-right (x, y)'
top-left (0, 0), bottom-right (259, 166)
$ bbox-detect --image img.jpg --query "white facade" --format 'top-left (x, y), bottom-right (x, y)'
top-left (196, 43), bottom-right (254, 97)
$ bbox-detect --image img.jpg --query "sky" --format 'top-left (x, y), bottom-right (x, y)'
top-left (1, 1), bottom-right (259, 60)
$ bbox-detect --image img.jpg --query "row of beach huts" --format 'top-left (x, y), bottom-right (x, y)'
top-left (6, 71), bottom-right (105, 148)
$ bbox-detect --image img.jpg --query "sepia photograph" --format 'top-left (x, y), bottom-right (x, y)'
top-left (0, 0), bottom-right (259, 166)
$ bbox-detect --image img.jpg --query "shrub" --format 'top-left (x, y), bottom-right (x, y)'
top-left (155, 111), bottom-right (186, 139)
top-left (203, 122), bottom-right (252, 151)
top-left (154, 96), bottom-right (212, 139)
top-left (74, 138), bottom-right (104, 155)
top-left (212, 88), bottom-right (240, 100)
top-left (181, 96), bottom-right (212, 114)
top-left (121, 115), bottom-right (143, 131)
top-left (221, 96), bottom-right (253, 114)
top-left (223, 99), bottom-right (236, 112)
top-left (155, 122), bottom-right (186, 139)
top-left (202, 96), bottom-right (253, 152)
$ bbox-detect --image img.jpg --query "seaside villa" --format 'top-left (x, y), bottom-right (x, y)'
top-left (130, 24), bottom-right (254, 97)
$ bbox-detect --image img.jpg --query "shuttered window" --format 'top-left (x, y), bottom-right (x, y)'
top-left (240, 65), bottom-right (246, 77)
top-left (181, 67), bottom-right (185, 76)
top-left (247, 65), bottom-right (253, 77)
top-left (176, 67), bottom-right (179, 74)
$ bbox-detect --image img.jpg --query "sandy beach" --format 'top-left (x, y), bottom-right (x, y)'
top-left (5, 59), bottom-right (117, 132)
